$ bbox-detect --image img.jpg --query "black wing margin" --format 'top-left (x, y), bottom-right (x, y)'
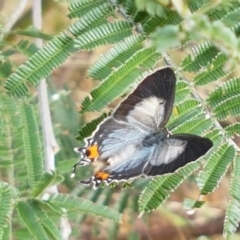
top-left (143, 134), bottom-right (213, 176)
top-left (113, 67), bottom-right (176, 128)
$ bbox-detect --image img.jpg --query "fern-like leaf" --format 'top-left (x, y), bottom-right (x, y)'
top-left (0, 182), bottom-right (16, 235)
top-left (204, 129), bottom-right (223, 146)
top-left (167, 99), bottom-right (200, 129)
top-left (74, 21), bottom-right (132, 50)
top-left (197, 143), bottom-right (235, 195)
top-left (81, 47), bottom-right (160, 112)
top-left (225, 123), bottom-right (240, 138)
top-left (172, 114), bottom-right (212, 135)
top-left (224, 155), bottom-right (240, 238)
top-left (138, 161), bottom-right (200, 213)
top-left (76, 113), bottom-right (108, 141)
top-left (29, 200), bottom-right (62, 240)
top-left (30, 172), bottom-right (64, 198)
top-left (208, 1), bottom-right (240, 22)
top-left (175, 81), bottom-right (190, 103)
top-left (207, 78), bottom-right (240, 120)
top-left (181, 41), bottom-right (219, 72)
top-left (16, 201), bottom-right (49, 240)
top-left (48, 194), bottom-right (122, 222)
top-left (213, 94), bottom-right (240, 120)
top-left (21, 103), bottom-right (44, 188)
top-left (68, 3), bottom-right (114, 37)
top-left (193, 54), bottom-right (228, 85)
top-left (4, 33), bottom-right (74, 97)
top-left (207, 77), bottom-right (240, 107)
top-left (188, 0), bottom-right (209, 13)
top-left (68, 0), bottom-right (109, 19)
top-left (88, 35), bottom-right (145, 81)
top-left (142, 10), bottom-right (182, 34)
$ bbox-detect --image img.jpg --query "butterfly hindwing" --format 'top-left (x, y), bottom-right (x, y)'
top-left (143, 134), bottom-right (213, 176)
top-left (82, 134), bottom-right (212, 188)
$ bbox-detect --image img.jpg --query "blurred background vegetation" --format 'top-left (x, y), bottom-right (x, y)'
top-left (1, 0), bottom-right (240, 239)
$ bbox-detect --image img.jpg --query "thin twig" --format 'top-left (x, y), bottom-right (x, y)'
top-left (0, 0), bottom-right (29, 40)
top-left (162, 53), bottom-right (239, 151)
top-left (32, 0), bottom-right (71, 239)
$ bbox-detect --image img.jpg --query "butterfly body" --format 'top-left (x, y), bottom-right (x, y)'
top-left (72, 68), bottom-right (213, 188)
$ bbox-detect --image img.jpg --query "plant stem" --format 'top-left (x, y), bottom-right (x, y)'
top-left (32, 0), bottom-right (71, 238)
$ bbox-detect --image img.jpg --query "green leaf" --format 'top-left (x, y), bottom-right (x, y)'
top-left (138, 161), bottom-right (200, 213)
top-left (68, 0), bottom-right (110, 19)
top-left (207, 77), bottom-right (240, 108)
top-left (74, 21), bottom-right (132, 50)
top-left (29, 200), bottom-right (62, 240)
top-left (181, 41), bottom-right (219, 72)
top-left (193, 53), bottom-right (228, 85)
top-left (48, 194), bottom-right (122, 222)
top-left (4, 33), bottom-right (74, 97)
top-left (76, 113), bottom-right (108, 141)
top-left (16, 201), bottom-right (49, 240)
top-left (12, 29), bottom-right (53, 41)
top-left (68, 2), bottom-right (114, 36)
top-left (213, 94), bottom-right (240, 120)
top-left (21, 103), bottom-right (44, 188)
top-left (142, 11), bottom-right (182, 34)
top-left (0, 182), bottom-right (16, 233)
top-left (30, 172), bottom-right (64, 198)
top-left (172, 114), bottom-right (212, 135)
top-left (88, 35), bottom-right (145, 81)
top-left (81, 47), bottom-right (160, 112)
top-left (204, 129), bottom-right (223, 147)
top-left (224, 155), bottom-right (240, 238)
top-left (225, 123), bottom-right (240, 138)
top-left (175, 81), bottom-right (190, 103)
top-left (168, 99), bottom-right (200, 129)
top-left (197, 143), bottom-right (235, 195)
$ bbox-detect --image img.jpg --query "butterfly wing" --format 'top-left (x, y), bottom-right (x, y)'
top-left (73, 68), bottom-right (176, 171)
top-left (113, 67), bottom-right (176, 128)
top-left (143, 134), bottom-right (213, 176)
top-left (81, 134), bottom-right (213, 188)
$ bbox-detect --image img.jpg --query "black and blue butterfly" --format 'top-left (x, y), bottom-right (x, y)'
top-left (72, 67), bottom-right (213, 188)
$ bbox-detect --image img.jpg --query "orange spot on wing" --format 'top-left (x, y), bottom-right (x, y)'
top-left (86, 145), bottom-right (99, 159)
top-left (95, 171), bottom-right (110, 180)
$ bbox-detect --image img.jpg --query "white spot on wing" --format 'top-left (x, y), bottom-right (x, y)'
top-left (127, 97), bottom-right (165, 128)
top-left (163, 140), bottom-right (187, 164)
top-left (150, 139), bottom-right (187, 165)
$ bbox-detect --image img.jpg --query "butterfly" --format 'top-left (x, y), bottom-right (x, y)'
top-left (72, 67), bottom-right (213, 189)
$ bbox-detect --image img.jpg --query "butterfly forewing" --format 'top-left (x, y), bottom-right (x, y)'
top-left (114, 67), bottom-right (176, 128)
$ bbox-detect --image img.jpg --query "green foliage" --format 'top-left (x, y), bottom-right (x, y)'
top-left (138, 161), bottom-right (201, 213)
top-left (21, 103), bottom-right (44, 188)
top-left (197, 143), bottom-right (235, 195)
top-left (48, 194), bottom-right (122, 222)
top-left (224, 155), bottom-right (240, 238)
top-left (2, 0), bottom-right (240, 239)
top-left (30, 172), bottom-right (64, 198)
top-left (81, 47), bottom-right (161, 112)
top-left (76, 113), bottom-right (108, 141)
